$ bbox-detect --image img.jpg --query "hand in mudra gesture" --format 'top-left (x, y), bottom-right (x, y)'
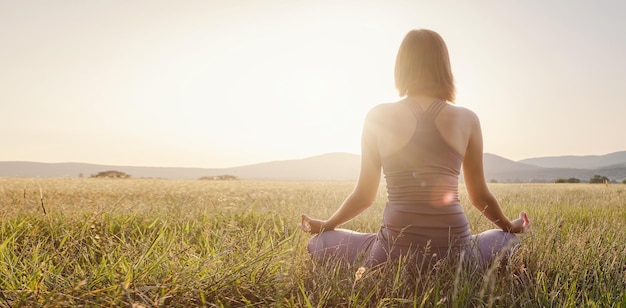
top-left (508, 212), bottom-right (530, 233)
top-left (299, 214), bottom-right (328, 234)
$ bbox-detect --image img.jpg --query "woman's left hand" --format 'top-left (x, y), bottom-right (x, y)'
top-left (508, 211), bottom-right (530, 233)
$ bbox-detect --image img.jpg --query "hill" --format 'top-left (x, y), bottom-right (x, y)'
top-left (519, 151), bottom-right (626, 169)
top-left (0, 153), bottom-right (362, 181)
top-left (1, 151), bottom-right (626, 182)
top-left (482, 152), bottom-right (626, 182)
top-left (219, 152), bottom-right (360, 181)
top-left (0, 161), bottom-right (221, 179)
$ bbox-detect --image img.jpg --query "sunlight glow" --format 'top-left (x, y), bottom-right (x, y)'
top-left (1, 1), bottom-right (625, 167)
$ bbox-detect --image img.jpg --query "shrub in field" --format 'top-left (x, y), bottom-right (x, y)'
top-left (555, 178), bottom-right (580, 183)
top-left (198, 175), bottom-right (239, 181)
top-left (589, 174), bottom-right (610, 184)
top-left (90, 170), bottom-right (130, 178)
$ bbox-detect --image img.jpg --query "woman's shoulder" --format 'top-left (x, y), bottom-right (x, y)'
top-left (445, 103), bottom-right (474, 114)
top-left (366, 100), bottom-right (481, 125)
top-left (368, 102), bottom-right (399, 112)
top-left (443, 103), bottom-right (480, 122)
top-left (366, 101), bottom-right (409, 118)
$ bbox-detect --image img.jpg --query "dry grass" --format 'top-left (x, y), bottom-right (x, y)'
top-left (0, 178), bottom-right (625, 306)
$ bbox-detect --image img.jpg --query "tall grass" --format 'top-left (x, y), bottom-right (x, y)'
top-left (0, 178), bottom-right (624, 306)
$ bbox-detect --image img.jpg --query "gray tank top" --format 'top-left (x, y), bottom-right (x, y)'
top-left (379, 99), bottom-right (470, 249)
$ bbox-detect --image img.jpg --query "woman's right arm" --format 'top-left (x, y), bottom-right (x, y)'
top-left (462, 111), bottom-right (529, 233)
top-left (300, 106), bottom-right (383, 234)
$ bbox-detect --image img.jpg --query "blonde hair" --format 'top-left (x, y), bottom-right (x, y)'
top-left (394, 29), bottom-right (456, 102)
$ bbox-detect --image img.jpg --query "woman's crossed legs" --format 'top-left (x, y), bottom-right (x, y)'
top-left (307, 228), bottom-right (520, 267)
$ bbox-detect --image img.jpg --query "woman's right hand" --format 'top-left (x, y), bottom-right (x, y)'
top-left (508, 211), bottom-right (530, 233)
top-left (299, 214), bottom-right (327, 234)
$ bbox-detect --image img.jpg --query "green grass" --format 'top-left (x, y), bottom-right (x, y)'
top-left (0, 178), bottom-right (625, 307)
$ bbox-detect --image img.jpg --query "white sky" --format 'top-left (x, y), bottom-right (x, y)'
top-left (2, 1), bottom-right (625, 168)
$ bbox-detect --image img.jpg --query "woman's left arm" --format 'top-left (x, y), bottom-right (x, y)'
top-left (301, 108), bottom-right (382, 233)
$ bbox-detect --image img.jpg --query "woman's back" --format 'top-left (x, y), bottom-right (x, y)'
top-left (368, 98), bottom-right (473, 260)
top-left (381, 99), bottom-right (463, 202)
top-left (370, 97), bottom-right (475, 162)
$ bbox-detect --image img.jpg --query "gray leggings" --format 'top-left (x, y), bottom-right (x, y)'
top-left (307, 228), bottom-right (520, 268)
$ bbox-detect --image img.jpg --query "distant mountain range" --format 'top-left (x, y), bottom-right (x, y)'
top-left (483, 152), bottom-right (626, 183)
top-left (2, 151), bottom-right (626, 183)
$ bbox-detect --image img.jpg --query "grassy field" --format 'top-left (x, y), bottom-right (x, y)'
top-left (0, 178), bottom-right (625, 307)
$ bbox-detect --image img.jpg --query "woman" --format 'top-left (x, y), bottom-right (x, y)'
top-left (300, 29), bottom-right (530, 268)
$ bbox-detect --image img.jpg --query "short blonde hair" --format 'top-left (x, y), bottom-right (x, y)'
top-left (394, 29), bottom-right (456, 102)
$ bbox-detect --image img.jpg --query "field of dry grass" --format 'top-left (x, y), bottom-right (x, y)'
top-left (0, 178), bottom-right (625, 306)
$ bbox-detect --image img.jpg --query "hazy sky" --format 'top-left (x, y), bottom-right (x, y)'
top-left (2, 1), bottom-right (625, 168)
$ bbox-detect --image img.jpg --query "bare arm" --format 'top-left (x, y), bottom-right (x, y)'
top-left (301, 109), bottom-right (382, 233)
top-left (462, 112), bottom-right (529, 233)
